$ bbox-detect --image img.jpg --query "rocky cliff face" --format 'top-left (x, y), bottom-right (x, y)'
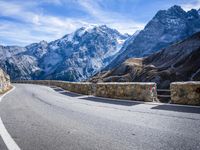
top-left (90, 32), bottom-right (200, 89)
top-left (0, 25), bottom-right (128, 81)
top-left (105, 5), bottom-right (200, 70)
top-left (0, 68), bottom-right (11, 93)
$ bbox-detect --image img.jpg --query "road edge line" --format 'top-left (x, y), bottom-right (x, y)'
top-left (0, 86), bottom-right (21, 150)
top-left (0, 86), bottom-right (15, 102)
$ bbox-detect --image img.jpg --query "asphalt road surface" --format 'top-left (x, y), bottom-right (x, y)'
top-left (0, 84), bottom-right (200, 150)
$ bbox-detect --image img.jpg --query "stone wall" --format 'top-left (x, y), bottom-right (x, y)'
top-left (11, 80), bottom-right (200, 105)
top-left (13, 80), bottom-right (93, 95)
top-left (0, 69), bottom-right (11, 94)
top-left (13, 80), bottom-right (157, 102)
top-left (95, 82), bottom-right (157, 102)
top-left (171, 82), bottom-right (200, 105)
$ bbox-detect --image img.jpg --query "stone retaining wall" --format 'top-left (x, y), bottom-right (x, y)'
top-left (13, 80), bottom-right (157, 102)
top-left (95, 82), bottom-right (157, 102)
top-left (171, 82), bottom-right (200, 105)
top-left (13, 80), bottom-right (93, 95)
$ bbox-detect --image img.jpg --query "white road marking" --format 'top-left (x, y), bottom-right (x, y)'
top-left (77, 95), bottom-right (94, 99)
top-left (0, 86), bottom-right (15, 102)
top-left (0, 118), bottom-right (21, 150)
top-left (0, 86), bottom-right (21, 150)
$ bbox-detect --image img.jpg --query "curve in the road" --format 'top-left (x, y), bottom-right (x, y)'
top-left (0, 84), bottom-right (200, 150)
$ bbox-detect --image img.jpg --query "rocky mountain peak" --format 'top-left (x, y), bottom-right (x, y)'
top-left (61, 25), bottom-right (125, 43)
top-left (154, 5), bottom-right (186, 20)
top-left (39, 40), bottom-right (48, 45)
top-left (168, 5), bottom-right (185, 13)
top-left (104, 5), bottom-right (200, 70)
top-left (187, 9), bottom-right (200, 18)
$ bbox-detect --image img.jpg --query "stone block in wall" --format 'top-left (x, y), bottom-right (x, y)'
top-left (171, 82), bottom-right (200, 105)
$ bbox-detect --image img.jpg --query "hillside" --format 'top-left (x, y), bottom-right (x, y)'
top-left (90, 32), bottom-right (200, 88)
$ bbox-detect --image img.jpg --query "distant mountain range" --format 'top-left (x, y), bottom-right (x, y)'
top-left (0, 5), bottom-right (200, 83)
top-left (0, 25), bottom-right (128, 81)
top-left (105, 5), bottom-right (200, 70)
top-left (90, 32), bottom-right (200, 88)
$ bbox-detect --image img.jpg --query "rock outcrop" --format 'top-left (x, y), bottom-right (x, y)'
top-left (0, 68), bottom-right (11, 94)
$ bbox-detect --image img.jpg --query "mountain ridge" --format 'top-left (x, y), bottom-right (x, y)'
top-left (104, 5), bottom-right (200, 70)
top-left (0, 25), bottom-right (128, 81)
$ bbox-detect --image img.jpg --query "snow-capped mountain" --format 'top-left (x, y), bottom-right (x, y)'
top-left (43, 25), bottom-right (128, 81)
top-left (0, 25), bottom-right (128, 81)
top-left (105, 5), bottom-right (200, 70)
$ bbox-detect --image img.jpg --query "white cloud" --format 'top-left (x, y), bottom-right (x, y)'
top-left (0, 0), bottom-right (90, 46)
top-left (77, 0), bottom-right (145, 34)
top-left (40, 0), bottom-right (63, 5)
top-left (32, 15), bottom-right (41, 25)
top-left (0, 0), bottom-right (145, 46)
top-left (181, 0), bottom-right (200, 11)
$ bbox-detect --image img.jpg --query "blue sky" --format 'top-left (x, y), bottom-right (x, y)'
top-left (0, 0), bottom-right (199, 46)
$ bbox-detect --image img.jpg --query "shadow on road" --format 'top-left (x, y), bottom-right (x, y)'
top-left (51, 87), bottom-right (83, 97)
top-left (151, 105), bottom-right (200, 114)
top-left (59, 91), bottom-right (83, 97)
top-left (80, 97), bottom-right (140, 106)
top-left (53, 88), bottom-right (64, 92)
